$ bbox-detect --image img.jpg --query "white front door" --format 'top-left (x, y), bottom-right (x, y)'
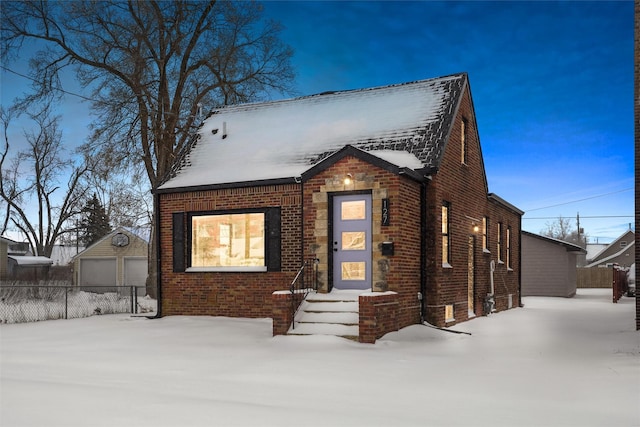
top-left (332, 194), bottom-right (372, 290)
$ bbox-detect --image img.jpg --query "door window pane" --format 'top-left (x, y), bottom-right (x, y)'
top-left (341, 200), bottom-right (366, 220)
top-left (342, 232), bottom-right (366, 250)
top-left (341, 262), bottom-right (365, 280)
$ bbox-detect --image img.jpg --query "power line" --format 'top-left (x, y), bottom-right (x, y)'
top-left (1, 65), bottom-right (94, 102)
top-left (525, 188), bottom-right (633, 212)
top-left (523, 215), bottom-right (634, 220)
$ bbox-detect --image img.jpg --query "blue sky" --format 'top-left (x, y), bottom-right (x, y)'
top-left (260, 0), bottom-right (634, 243)
top-left (1, 1), bottom-right (634, 244)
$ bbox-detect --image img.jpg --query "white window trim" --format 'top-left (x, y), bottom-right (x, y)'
top-left (186, 266), bottom-right (267, 273)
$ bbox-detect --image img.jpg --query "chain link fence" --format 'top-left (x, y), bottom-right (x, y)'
top-left (0, 281), bottom-right (157, 324)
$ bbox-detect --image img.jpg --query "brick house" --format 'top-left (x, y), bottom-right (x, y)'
top-left (154, 72), bottom-right (523, 342)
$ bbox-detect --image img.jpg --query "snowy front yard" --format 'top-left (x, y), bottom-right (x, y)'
top-left (1, 289), bottom-right (638, 427)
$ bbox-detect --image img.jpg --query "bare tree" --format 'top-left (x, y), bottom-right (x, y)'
top-left (0, 101), bottom-right (90, 258)
top-left (1, 1), bottom-right (294, 187)
top-left (85, 165), bottom-right (153, 232)
top-left (541, 215), bottom-right (588, 248)
top-left (2, 1), bottom-right (294, 295)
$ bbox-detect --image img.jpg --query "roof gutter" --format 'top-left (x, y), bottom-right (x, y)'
top-left (488, 193), bottom-right (524, 216)
top-left (154, 176), bottom-right (300, 195)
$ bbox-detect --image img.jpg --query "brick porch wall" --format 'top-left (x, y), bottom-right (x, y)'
top-left (359, 292), bottom-right (399, 343)
top-left (272, 291), bottom-right (294, 336)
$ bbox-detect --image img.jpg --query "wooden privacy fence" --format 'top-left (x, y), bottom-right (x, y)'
top-left (577, 267), bottom-right (613, 289)
top-left (576, 267), bottom-right (629, 303)
top-left (612, 268), bottom-right (628, 303)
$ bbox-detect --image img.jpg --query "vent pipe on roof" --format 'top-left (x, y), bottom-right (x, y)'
top-left (222, 121), bottom-right (227, 139)
top-left (197, 103), bottom-right (203, 122)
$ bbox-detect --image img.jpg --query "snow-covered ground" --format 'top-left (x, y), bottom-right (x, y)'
top-left (1, 289), bottom-right (638, 427)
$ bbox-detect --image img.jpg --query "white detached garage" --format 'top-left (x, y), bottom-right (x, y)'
top-left (72, 228), bottom-right (149, 291)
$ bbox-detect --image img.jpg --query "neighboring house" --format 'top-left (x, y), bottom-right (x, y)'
top-left (585, 230), bottom-right (635, 268)
top-left (50, 244), bottom-right (85, 266)
top-left (7, 255), bottom-right (53, 280)
top-left (580, 242), bottom-right (608, 267)
top-left (154, 72), bottom-right (523, 342)
top-left (7, 240), bottom-right (30, 256)
top-left (71, 228), bottom-right (149, 291)
top-left (521, 231), bottom-right (586, 297)
top-left (0, 237), bottom-right (11, 279)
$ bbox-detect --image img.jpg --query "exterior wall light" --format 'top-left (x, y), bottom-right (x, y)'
top-left (343, 173), bottom-right (353, 186)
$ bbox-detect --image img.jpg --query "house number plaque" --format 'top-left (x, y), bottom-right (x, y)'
top-left (381, 198), bottom-right (390, 226)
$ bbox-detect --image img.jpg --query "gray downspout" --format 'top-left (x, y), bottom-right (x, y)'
top-left (299, 177), bottom-right (304, 270)
top-left (518, 215), bottom-right (522, 308)
top-left (152, 191), bottom-right (162, 318)
top-left (419, 178), bottom-right (429, 323)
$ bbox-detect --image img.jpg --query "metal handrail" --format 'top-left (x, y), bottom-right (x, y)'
top-left (290, 258), bottom-right (318, 329)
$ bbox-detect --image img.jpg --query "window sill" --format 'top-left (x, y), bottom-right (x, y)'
top-left (442, 262), bottom-right (453, 269)
top-left (483, 248), bottom-right (491, 254)
top-left (498, 260), bottom-right (504, 265)
top-left (185, 266), bottom-right (267, 273)
top-left (507, 267), bottom-right (513, 272)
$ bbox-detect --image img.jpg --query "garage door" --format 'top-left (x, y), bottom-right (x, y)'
top-left (79, 258), bottom-right (116, 286)
top-left (124, 258), bottom-right (148, 286)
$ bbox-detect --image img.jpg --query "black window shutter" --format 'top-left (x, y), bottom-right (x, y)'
top-left (266, 208), bottom-right (281, 271)
top-left (172, 212), bottom-right (185, 272)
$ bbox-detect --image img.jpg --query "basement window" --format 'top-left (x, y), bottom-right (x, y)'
top-left (445, 304), bottom-right (455, 322)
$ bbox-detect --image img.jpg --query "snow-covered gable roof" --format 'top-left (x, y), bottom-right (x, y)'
top-left (71, 227), bottom-right (149, 261)
top-left (589, 229), bottom-right (635, 263)
top-left (522, 231), bottom-right (586, 253)
top-left (584, 240), bottom-right (635, 268)
top-left (158, 73), bottom-right (467, 191)
top-left (586, 243), bottom-right (608, 261)
top-left (8, 255), bottom-right (53, 266)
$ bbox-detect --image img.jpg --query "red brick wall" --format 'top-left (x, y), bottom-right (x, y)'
top-left (359, 292), bottom-right (399, 344)
top-left (159, 184), bottom-right (302, 318)
top-left (158, 84), bottom-right (521, 333)
top-left (425, 85), bottom-right (522, 327)
top-left (272, 291), bottom-right (293, 335)
top-left (302, 156), bottom-right (423, 330)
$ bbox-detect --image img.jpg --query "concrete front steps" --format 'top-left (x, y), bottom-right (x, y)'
top-left (288, 290), bottom-right (362, 339)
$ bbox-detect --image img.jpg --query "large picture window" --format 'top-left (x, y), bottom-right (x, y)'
top-left (173, 208), bottom-right (280, 273)
top-left (192, 213), bottom-right (265, 268)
